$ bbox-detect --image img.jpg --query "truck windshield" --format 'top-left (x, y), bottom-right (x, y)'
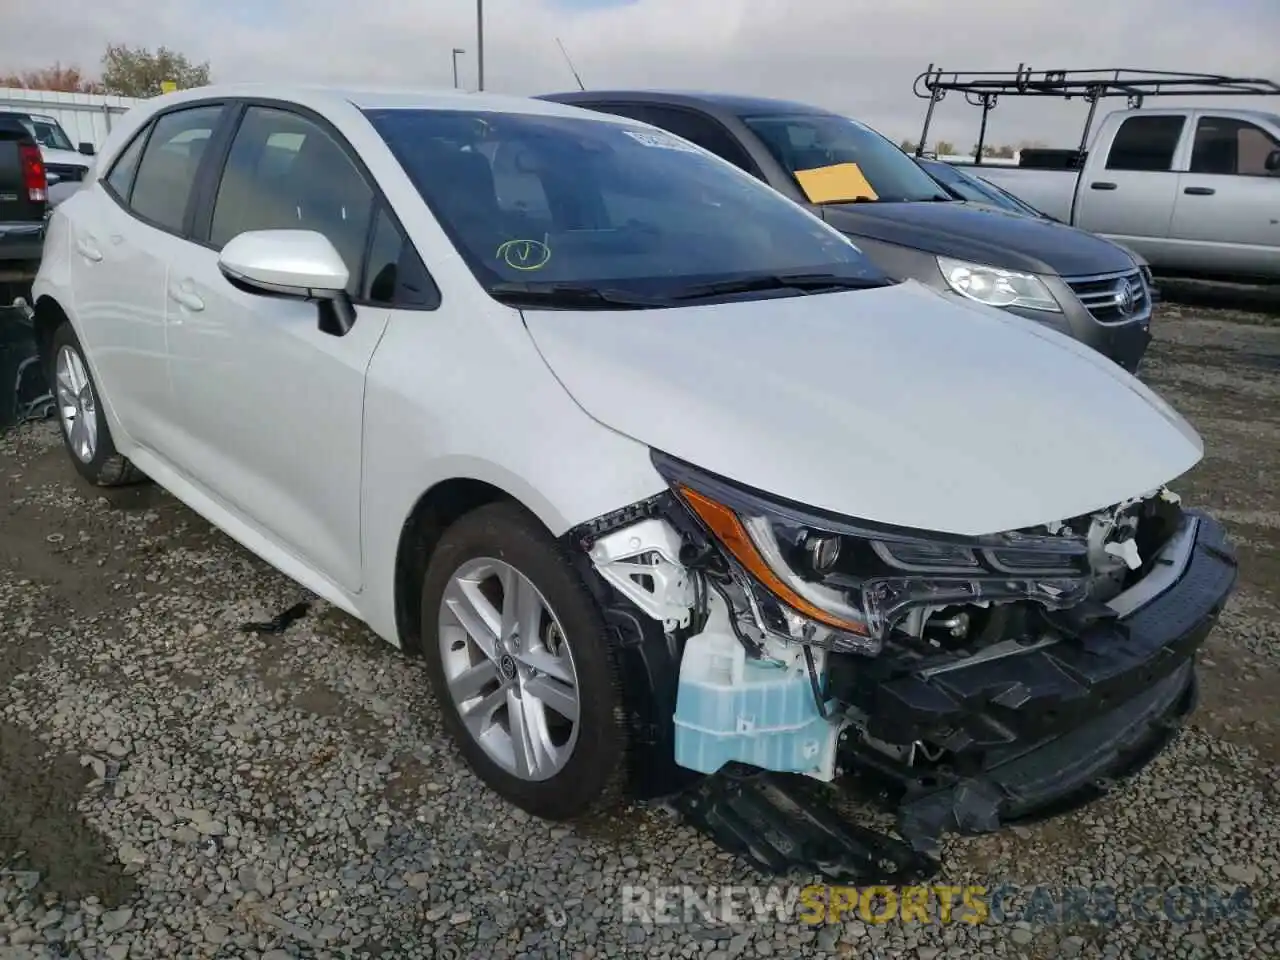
top-left (742, 114), bottom-right (952, 205)
top-left (366, 108), bottom-right (890, 305)
top-left (30, 116), bottom-right (73, 151)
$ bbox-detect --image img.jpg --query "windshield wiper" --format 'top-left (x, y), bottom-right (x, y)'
top-left (667, 273), bottom-right (890, 302)
top-left (488, 281), bottom-right (665, 309)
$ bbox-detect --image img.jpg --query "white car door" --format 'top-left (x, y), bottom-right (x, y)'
top-left (65, 103), bottom-right (227, 449)
top-left (161, 104), bottom-right (409, 594)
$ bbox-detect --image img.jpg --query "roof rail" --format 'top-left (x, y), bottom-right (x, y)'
top-left (911, 64), bottom-right (1280, 164)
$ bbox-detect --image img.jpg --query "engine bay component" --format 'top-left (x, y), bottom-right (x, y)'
top-left (648, 450), bottom-right (1162, 660)
top-left (587, 518), bottom-right (696, 632)
top-left (671, 588), bottom-right (846, 779)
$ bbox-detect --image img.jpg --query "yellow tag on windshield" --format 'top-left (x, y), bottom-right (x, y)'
top-left (793, 163), bottom-right (878, 203)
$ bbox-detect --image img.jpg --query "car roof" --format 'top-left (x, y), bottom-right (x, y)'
top-left (134, 82), bottom-right (635, 122)
top-left (1204, 108), bottom-right (1280, 126)
top-left (538, 89), bottom-right (838, 119)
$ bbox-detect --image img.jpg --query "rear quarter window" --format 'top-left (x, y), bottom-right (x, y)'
top-left (1105, 116), bottom-right (1186, 172)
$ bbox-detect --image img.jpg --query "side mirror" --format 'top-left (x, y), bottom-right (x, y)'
top-left (1266, 150), bottom-right (1280, 173)
top-left (78, 142), bottom-right (96, 157)
top-left (218, 229), bottom-right (356, 335)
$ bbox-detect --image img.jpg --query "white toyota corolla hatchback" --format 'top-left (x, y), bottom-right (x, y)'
top-left (32, 84), bottom-right (1236, 874)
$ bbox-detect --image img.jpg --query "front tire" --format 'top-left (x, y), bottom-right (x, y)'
top-left (420, 501), bottom-right (629, 821)
top-left (49, 322), bottom-right (146, 487)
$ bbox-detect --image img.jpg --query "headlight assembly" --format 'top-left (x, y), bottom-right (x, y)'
top-left (654, 452), bottom-right (1096, 657)
top-left (937, 256), bottom-right (1061, 312)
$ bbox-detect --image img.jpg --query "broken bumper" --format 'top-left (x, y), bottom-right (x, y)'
top-left (833, 510), bottom-right (1236, 851)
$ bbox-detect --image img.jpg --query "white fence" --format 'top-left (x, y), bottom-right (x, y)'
top-left (0, 88), bottom-right (144, 151)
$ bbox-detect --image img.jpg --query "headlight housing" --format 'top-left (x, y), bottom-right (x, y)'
top-left (654, 452), bottom-right (1099, 657)
top-left (937, 256), bottom-right (1061, 312)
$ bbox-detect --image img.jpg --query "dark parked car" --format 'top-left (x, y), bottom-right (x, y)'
top-left (539, 91), bottom-right (1156, 373)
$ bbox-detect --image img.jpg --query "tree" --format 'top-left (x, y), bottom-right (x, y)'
top-left (899, 139), bottom-right (919, 154)
top-left (101, 44), bottom-right (210, 97)
top-left (0, 63), bottom-right (102, 93)
top-left (970, 143), bottom-right (1018, 159)
top-left (933, 140), bottom-right (956, 156)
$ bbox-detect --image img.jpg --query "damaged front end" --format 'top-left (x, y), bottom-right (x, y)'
top-left (564, 450), bottom-right (1238, 882)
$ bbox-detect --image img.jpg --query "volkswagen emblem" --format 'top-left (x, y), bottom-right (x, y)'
top-left (1115, 277), bottom-right (1142, 316)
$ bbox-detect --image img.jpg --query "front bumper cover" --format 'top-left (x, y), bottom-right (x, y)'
top-left (832, 510), bottom-right (1236, 853)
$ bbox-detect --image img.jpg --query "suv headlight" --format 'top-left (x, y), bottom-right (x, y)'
top-left (937, 256), bottom-right (1061, 312)
top-left (654, 452), bottom-right (1094, 656)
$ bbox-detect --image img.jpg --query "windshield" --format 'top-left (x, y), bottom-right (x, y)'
top-left (918, 159), bottom-right (1046, 217)
top-left (30, 117), bottom-right (73, 151)
top-left (365, 108), bottom-right (889, 305)
top-left (741, 113), bottom-right (952, 204)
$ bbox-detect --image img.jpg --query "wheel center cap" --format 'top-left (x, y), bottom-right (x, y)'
top-left (498, 654), bottom-right (517, 680)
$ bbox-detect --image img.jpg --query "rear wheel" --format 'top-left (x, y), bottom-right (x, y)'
top-left (420, 501), bottom-right (629, 820)
top-left (49, 322), bottom-right (146, 487)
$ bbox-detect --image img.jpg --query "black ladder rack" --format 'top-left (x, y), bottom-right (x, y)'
top-left (911, 65), bottom-right (1280, 163)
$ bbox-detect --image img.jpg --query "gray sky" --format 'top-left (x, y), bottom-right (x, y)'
top-left (5, 0), bottom-right (1279, 148)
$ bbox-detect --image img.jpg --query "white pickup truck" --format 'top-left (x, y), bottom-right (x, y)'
top-left (0, 110), bottom-right (95, 188)
top-left (953, 107), bottom-right (1280, 285)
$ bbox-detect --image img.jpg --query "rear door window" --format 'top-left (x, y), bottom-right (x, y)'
top-left (103, 124), bottom-right (150, 202)
top-left (1105, 116), bottom-right (1186, 172)
top-left (128, 105), bottom-right (225, 232)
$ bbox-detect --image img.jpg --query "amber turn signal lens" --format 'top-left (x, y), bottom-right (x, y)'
top-left (677, 484), bottom-right (867, 635)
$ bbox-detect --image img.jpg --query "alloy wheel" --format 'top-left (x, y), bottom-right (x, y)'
top-left (55, 345), bottom-right (98, 463)
top-left (437, 557), bottom-right (582, 782)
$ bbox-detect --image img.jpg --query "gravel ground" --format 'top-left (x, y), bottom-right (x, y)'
top-left (2, 286), bottom-right (1278, 959)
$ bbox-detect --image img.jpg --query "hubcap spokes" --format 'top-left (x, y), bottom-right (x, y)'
top-left (438, 558), bottom-right (581, 782)
top-left (54, 345), bottom-right (97, 463)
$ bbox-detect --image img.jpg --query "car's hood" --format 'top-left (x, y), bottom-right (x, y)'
top-left (522, 280), bottom-right (1202, 536)
top-left (823, 201), bottom-right (1137, 277)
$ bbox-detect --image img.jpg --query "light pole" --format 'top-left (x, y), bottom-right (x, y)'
top-left (476, 0), bottom-right (485, 92)
top-left (452, 48), bottom-right (465, 90)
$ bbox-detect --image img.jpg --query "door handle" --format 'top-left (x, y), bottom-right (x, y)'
top-left (75, 237), bottom-right (103, 262)
top-left (1183, 186), bottom-right (1216, 196)
top-left (167, 281), bottom-right (205, 312)
top-left (1090, 182), bottom-right (1118, 191)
